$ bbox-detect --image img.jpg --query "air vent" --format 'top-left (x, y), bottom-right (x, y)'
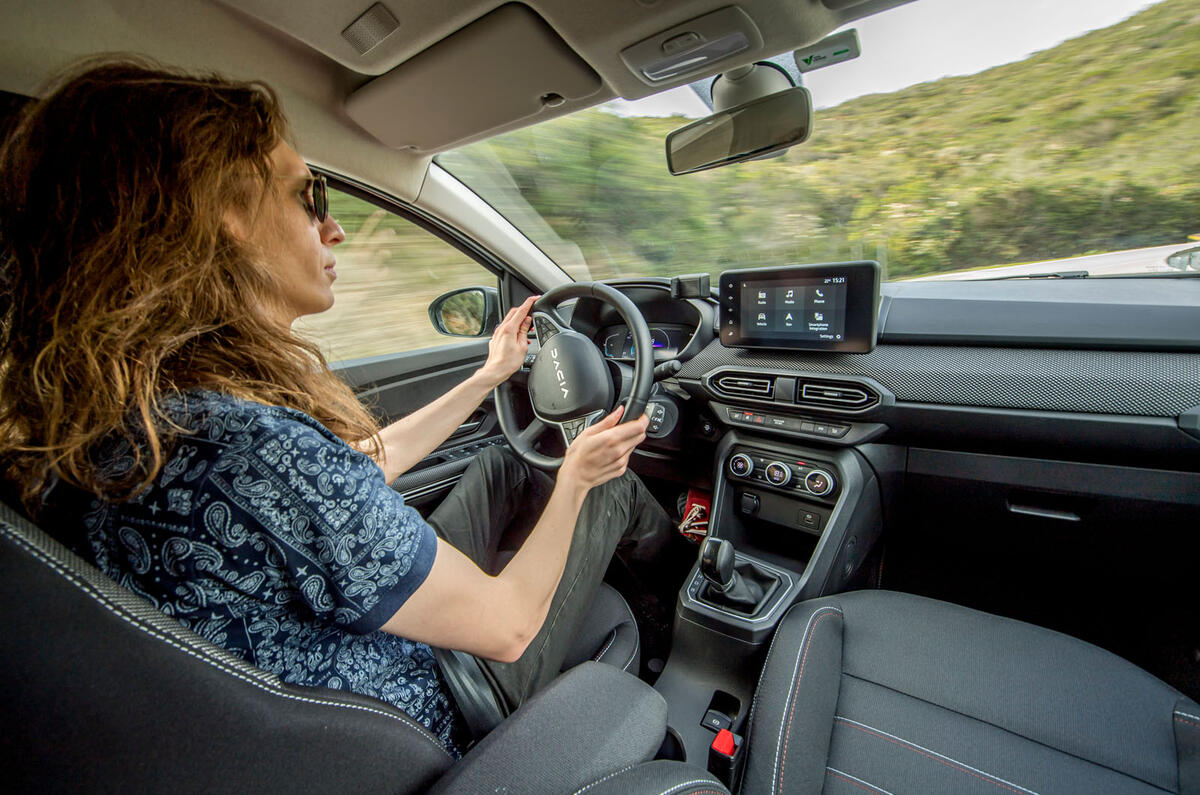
top-left (714, 374), bottom-right (775, 399)
top-left (795, 379), bottom-right (878, 411)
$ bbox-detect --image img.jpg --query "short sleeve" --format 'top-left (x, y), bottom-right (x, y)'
top-left (191, 411), bottom-right (437, 634)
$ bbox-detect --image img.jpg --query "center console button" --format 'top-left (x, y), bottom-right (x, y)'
top-left (804, 469), bottom-right (835, 496)
top-left (764, 461), bottom-right (792, 486)
top-left (728, 453), bottom-right (753, 477)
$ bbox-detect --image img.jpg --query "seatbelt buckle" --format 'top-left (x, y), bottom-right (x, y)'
top-left (707, 728), bottom-right (744, 788)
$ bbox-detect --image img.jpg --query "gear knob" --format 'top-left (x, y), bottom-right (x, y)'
top-left (699, 537), bottom-right (735, 589)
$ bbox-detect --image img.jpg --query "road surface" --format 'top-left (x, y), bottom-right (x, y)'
top-left (909, 242), bottom-right (1198, 281)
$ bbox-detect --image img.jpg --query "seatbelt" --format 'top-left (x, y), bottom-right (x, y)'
top-left (432, 647), bottom-right (509, 741)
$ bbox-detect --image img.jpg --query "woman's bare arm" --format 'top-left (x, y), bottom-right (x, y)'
top-left (369, 296), bottom-right (535, 482)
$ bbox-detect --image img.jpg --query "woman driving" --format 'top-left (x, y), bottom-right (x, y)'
top-left (0, 60), bottom-right (670, 756)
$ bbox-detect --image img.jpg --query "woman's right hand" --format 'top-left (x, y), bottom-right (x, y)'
top-left (557, 406), bottom-right (649, 492)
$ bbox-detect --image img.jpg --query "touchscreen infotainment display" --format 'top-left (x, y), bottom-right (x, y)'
top-left (719, 262), bottom-right (880, 353)
top-left (740, 278), bottom-right (847, 342)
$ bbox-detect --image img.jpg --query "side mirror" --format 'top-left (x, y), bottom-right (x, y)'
top-left (1165, 246), bottom-right (1200, 271)
top-left (665, 86), bottom-right (812, 176)
top-left (428, 286), bottom-right (502, 337)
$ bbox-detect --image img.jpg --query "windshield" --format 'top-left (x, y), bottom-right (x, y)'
top-left (437, 0), bottom-right (1199, 282)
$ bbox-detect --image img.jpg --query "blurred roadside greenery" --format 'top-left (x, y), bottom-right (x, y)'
top-left (439, 0), bottom-right (1200, 281)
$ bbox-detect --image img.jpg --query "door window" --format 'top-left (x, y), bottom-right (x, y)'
top-left (294, 183), bottom-right (498, 362)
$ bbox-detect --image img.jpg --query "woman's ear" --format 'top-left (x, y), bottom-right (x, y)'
top-left (223, 206), bottom-right (251, 242)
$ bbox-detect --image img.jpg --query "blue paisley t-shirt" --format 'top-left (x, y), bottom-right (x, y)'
top-left (67, 390), bottom-right (461, 755)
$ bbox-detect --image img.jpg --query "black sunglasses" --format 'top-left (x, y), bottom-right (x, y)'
top-left (302, 173), bottom-right (328, 224)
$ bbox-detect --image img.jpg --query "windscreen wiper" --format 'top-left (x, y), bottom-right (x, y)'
top-left (985, 270), bottom-right (1090, 280)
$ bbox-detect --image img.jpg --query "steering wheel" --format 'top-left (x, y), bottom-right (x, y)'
top-left (495, 282), bottom-right (653, 470)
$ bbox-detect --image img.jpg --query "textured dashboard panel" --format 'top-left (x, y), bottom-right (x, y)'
top-left (678, 342), bottom-right (1200, 417)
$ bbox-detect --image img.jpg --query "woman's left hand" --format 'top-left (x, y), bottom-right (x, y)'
top-left (477, 295), bottom-right (538, 388)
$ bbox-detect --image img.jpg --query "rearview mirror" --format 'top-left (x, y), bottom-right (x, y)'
top-left (428, 286), bottom-right (502, 337)
top-left (1165, 246), bottom-right (1200, 271)
top-left (665, 86), bottom-right (813, 176)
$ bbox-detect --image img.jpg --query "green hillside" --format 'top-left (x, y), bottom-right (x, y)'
top-left (441, 0), bottom-right (1200, 279)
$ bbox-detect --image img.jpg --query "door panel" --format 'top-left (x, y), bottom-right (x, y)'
top-left (334, 337), bottom-right (507, 511)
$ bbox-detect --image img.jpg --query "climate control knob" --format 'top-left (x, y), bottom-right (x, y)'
top-left (728, 453), bottom-right (754, 478)
top-left (804, 469), bottom-right (836, 496)
top-left (764, 461), bottom-right (792, 486)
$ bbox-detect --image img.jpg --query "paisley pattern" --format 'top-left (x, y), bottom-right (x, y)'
top-left (72, 391), bottom-right (461, 755)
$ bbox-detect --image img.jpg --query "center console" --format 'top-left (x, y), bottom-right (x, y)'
top-left (655, 430), bottom-right (883, 762)
top-left (653, 261), bottom-right (886, 765)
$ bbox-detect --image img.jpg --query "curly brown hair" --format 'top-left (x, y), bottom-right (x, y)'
top-left (0, 58), bottom-right (380, 510)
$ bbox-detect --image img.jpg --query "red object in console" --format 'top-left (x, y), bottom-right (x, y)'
top-left (711, 728), bottom-right (736, 756)
top-left (678, 488), bottom-right (712, 542)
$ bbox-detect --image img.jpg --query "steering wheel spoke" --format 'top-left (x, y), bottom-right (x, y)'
top-left (516, 416), bottom-right (549, 447)
top-left (508, 367), bottom-right (530, 387)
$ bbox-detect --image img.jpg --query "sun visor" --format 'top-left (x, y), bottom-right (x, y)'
top-left (345, 3), bottom-right (602, 153)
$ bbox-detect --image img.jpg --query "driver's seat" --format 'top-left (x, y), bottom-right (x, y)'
top-left (0, 502), bottom-right (693, 793)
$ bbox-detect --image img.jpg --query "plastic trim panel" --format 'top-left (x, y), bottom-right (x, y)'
top-left (679, 341), bottom-right (1200, 417)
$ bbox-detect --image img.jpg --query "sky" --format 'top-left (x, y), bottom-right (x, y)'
top-left (606, 0), bottom-right (1162, 117)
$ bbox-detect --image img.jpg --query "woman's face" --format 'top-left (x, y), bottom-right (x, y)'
top-left (244, 141), bottom-right (346, 324)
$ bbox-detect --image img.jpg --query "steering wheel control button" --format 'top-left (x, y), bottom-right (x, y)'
top-left (728, 453), bottom-right (753, 477)
top-left (533, 316), bottom-right (560, 343)
top-left (645, 400), bottom-right (678, 439)
top-left (804, 469), bottom-right (835, 496)
top-left (764, 462), bottom-right (792, 486)
top-left (560, 418), bottom-right (588, 443)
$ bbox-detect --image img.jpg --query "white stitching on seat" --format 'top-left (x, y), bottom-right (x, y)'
top-left (592, 630), bottom-right (617, 662)
top-left (825, 766), bottom-right (895, 795)
top-left (572, 763), bottom-right (637, 794)
top-left (657, 778), bottom-right (726, 795)
top-left (834, 715), bottom-right (1040, 795)
top-left (621, 595), bottom-right (640, 672)
top-left (744, 601), bottom-right (792, 755)
top-left (0, 525), bottom-right (454, 761)
top-left (771, 606), bottom-right (843, 795)
top-left (1176, 711), bottom-right (1200, 723)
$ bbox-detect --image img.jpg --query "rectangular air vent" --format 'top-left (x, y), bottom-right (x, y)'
top-left (796, 380), bottom-right (877, 410)
top-left (715, 374), bottom-right (775, 399)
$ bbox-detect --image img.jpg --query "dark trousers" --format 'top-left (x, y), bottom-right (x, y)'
top-left (425, 445), bottom-right (669, 709)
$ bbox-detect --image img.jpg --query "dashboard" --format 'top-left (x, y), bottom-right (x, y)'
top-left (570, 275), bottom-right (1200, 469)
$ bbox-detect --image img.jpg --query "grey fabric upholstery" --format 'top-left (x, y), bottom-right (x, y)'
top-left (572, 760), bottom-right (731, 794)
top-left (743, 590), bottom-right (1200, 794)
top-left (0, 503), bottom-right (454, 794)
top-left (431, 661), bottom-right (668, 794)
top-left (1, 502), bottom-right (693, 793)
top-left (562, 581), bottom-right (641, 674)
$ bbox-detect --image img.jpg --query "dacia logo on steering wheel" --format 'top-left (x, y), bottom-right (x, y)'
top-left (551, 348), bottom-right (569, 399)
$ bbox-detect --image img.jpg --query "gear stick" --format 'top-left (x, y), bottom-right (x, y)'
top-left (698, 537), bottom-right (766, 612)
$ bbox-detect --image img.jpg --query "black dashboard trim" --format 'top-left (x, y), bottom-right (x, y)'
top-left (679, 340), bottom-right (1200, 418)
